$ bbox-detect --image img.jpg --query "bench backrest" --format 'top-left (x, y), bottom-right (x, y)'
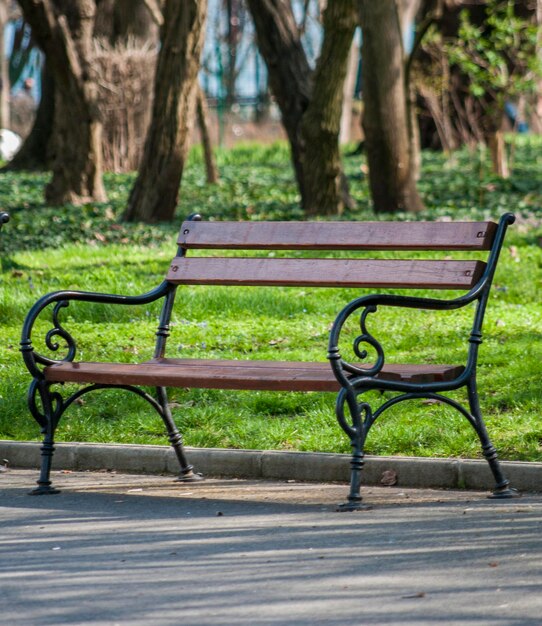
top-left (165, 216), bottom-right (508, 292)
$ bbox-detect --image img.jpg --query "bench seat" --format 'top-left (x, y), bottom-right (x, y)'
top-left (44, 358), bottom-right (465, 391)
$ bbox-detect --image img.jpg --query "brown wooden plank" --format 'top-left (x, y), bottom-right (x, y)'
top-left (166, 257), bottom-right (486, 289)
top-left (178, 220), bottom-right (497, 251)
top-left (44, 359), bottom-right (465, 391)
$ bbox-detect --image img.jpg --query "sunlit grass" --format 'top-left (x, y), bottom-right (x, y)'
top-left (0, 139), bottom-right (541, 461)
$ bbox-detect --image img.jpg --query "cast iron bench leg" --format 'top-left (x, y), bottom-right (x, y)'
top-left (467, 380), bottom-right (519, 499)
top-left (337, 393), bottom-right (373, 511)
top-left (155, 386), bottom-right (203, 482)
top-left (30, 383), bottom-right (60, 495)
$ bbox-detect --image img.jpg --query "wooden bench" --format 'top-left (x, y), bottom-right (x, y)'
top-left (21, 213), bottom-right (517, 508)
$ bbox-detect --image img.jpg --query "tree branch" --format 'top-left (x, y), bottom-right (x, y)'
top-left (405, 0), bottom-right (443, 87)
top-left (142, 0), bottom-right (164, 27)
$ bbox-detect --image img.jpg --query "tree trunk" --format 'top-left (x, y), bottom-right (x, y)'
top-left (18, 0), bottom-right (106, 204)
top-left (196, 84), bottom-right (219, 184)
top-left (112, 0), bottom-right (159, 44)
top-left (94, 0), bottom-right (158, 42)
top-left (223, 0), bottom-right (242, 107)
top-left (3, 62), bottom-right (55, 170)
top-left (359, 1), bottom-right (424, 213)
top-left (123, 0), bottom-right (207, 222)
top-left (300, 0), bottom-right (357, 215)
top-left (340, 39), bottom-right (359, 146)
top-left (246, 0), bottom-right (311, 206)
top-left (487, 129), bottom-right (509, 179)
top-left (401, 0), bottom-right (424, 182)
top-left (247, 0), bottom-right (354, 215)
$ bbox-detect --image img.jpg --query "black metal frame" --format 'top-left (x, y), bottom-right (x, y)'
top-left (327, 213), bottom-right (518, 510)
top-left (20, 215), bottom-right (203, 495)
top-left (0, 212), bottom-right (9, 230)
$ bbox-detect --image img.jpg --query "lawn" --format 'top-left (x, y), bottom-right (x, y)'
top-left (0, 138), bottom-right (541, 461)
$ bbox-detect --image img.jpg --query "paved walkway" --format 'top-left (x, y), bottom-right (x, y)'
top-left (1, 469), bottom-right (541, 625)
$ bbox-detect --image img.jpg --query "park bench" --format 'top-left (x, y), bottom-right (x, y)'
top-left (21, 213), bottom-right (517, 509)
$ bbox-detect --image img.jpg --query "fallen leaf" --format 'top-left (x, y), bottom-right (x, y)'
top-left (380, 469), bottom-right (398, 486)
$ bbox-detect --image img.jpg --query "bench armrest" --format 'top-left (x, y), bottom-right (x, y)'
top-left (327, 290), bottom-right (479, 390)
top-left (21, 281), bottom-right (172, 378)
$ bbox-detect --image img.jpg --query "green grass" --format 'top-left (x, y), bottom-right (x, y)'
top-left (0, 138), bottom-right (541, 461)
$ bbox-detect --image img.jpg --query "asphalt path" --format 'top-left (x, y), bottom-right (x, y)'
top-left (1, 469), bottom-right (541, 625)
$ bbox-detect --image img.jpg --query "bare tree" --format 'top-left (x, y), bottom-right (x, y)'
top-left (247, 0), bottom-right (357, 215)
top-left (17, 0), bottom-right (106, 204)
top-left (3, 61), bottom-right (54, 170)
top-left (94, 0), bottom-right (159, 44)
top-left (123, 0), bottom-right (207, 222)
top-left (196, 84), bottom-right (219, 184)
top-left (359, 0), bottom-right (425, 213)
top-left (340, 38), bottom-right (360, 145)
top-left (301, 0), bottom-right (358, 214)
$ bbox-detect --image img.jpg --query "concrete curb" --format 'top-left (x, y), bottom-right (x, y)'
top-left (1, 440), bottom-right (540, 492)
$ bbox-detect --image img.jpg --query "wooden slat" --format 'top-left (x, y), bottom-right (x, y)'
top-left (44, 359), bottom-right (465, 391)
top-left (178, 220), bottom-right (497, 251)
top-left (166, 257), bottom-right (486, 289)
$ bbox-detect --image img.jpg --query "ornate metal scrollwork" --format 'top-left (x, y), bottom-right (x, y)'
top-left (43, 301), bottom-right (76, 362)
top-left (340, 304), bottom-right (385, 378)
top-left (335, 387), bottom-right (375, 439)
top-left (28, 379), bottom-right (63, 431)
top-left (27, 378), bottom-right (167, 432)
top-left (25, 300), bottom-right (77, 369)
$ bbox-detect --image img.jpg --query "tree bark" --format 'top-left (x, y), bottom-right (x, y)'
top-left (359, 1), bottom-right (424, 213)
top-left (94, 0), bottom-right (158, 42)
top-left (246, 0), bottom-right (311, 206)
top-left (300, 0), bottom-right (357, 215)
top-left (112, 0), bottom-right (159, 44)
top-left (123, 0), bottom-right (207, 222)
top-left (18, 0), bottom-right (106, 204)
top-left (247, 0), bottom-right (355, 215)
top-left (223, 0), bottom-right (243, 107)
top-left (340, 39), bottom-right (359, 146)
top-left (196, 84), bottom-right (219, 184)
top-left (488, 129), bottom-right (509, 179)
top-left (3, 62), bottom-right (55, 170)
